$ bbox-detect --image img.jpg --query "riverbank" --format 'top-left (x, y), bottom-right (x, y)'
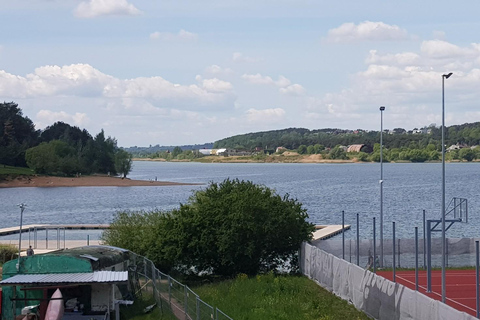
top-left (0, 175), bottom-right (200, 188)
top-left (134, 152), bottom-right (360, 164)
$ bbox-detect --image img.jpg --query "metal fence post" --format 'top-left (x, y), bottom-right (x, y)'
top-left (398, 238), bottom-right (401, 268)
top-left (423, 210), bottom-right (426, 269)
top-left (356, 213), bottom-right (360, 266)
top-left (373, 217), bottom-right (376, 273)
top-left (342, 210), bottom-right (345, 260)
top-left (184, 286), bottom-right (188, 320)
top-left (415, 227), bottom-right (418, 291)
top-left (476, 240), bottom-right (479, 318)
top-left (151, 262), bottom-right (156, 302)
top-left (34, 226), bottom-right (37, 249)
top-left (168, 276), bottom-right (172, 307)
top-left (427, 220), bottom-right (432, 292)
top-left (46, 228), bottom-right (48, 249)
top-left (393, 221), bottom-right (396, 282)
top-left (196, 296), bottom-right (200, 320)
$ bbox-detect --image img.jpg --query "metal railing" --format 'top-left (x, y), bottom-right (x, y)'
top-left (129, 252), bottom-right (233, 320)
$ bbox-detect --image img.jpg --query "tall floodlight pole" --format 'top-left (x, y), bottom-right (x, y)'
top-left (441, 72), bottom-right (453, 303)
top-left (17, 203), bottom-right (27, 272)
top-left (379, 106), bottom-right (385, 268)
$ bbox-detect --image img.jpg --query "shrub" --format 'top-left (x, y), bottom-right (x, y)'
top-left (103, 179), bottom-right (315, 277)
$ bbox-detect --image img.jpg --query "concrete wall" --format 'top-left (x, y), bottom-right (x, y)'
top-left (300, 242), bottom-right (477, 320)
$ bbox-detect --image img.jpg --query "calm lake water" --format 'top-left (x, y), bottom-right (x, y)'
top-left (0, 161), bottom-right (479, 239)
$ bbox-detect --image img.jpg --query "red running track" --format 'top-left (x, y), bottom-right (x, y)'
top-left (377, 270), bottom-right (478, 316)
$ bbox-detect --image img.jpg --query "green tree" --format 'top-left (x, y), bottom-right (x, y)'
top-left (459, 148), bottom-right (476, 162)
top-left (306, 145), bottom-right (315, 154)
top-left (0, 102), bottom-right (38, 167)
top-left (25, 140), bottom-right (78, 175)
top-left (94, 130), bottom-right (117, 174)
top-left (297, 145), bottom-right (307, 154)
top-left (171, 146), bottom-right (183, 158)
top-left (115, 149), bottom-right (133, 178)
top-left (313, 144), bottom-right (324, 154)
top-left (103, 179), bottom-right (314, 276)
top-left (329, 146), bottom-right (347, 160)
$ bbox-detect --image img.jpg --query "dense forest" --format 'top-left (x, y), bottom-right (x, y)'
top-left (0, 102), bottom-right (132, 177)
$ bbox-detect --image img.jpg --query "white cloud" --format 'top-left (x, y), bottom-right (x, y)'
top-left (365, 50), bottom-right (420, 66)
top-left (36, 110), bottom-right (89, 129)
top-left (196, 75), bottom-right (234, 93)
top-left (242, 73), bottom-right (291, 87)
top-left (0, 63), bottom-right (235, 110)
top-left (421, 40), bottom-right (480, 60)
top-left (232, 52), bottom-right (262, 63)
top-left (74, 0), bottom-right (142, 18)
top-left (246, 108), bottom-right (285, 123)
top-left (150, 30), bottom-right (198, 41)
top-left (205, 65), bottom-right (233, 75)
top-left (279, 84), bottom-right (306, 96)
top-left (242, 73), bottom-right (305, 95)
top-left (325, 21), bottom-right (409, 43)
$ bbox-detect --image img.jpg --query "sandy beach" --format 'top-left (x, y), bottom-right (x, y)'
top-left (0, 175), bottom-right (200, 188)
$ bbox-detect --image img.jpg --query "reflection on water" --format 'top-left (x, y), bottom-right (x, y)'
top-left (0, 161), bottom-right (478, 239)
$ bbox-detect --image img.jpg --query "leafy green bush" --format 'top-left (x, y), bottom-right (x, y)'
top-left (103, 179), bottom-right (314, 277)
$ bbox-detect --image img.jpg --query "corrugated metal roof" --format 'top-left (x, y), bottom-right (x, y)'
top-left (0, 271), bottom-right (128, 285)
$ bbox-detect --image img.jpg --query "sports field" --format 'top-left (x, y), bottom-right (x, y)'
top-left (378, 269), bottom-right (478, 317)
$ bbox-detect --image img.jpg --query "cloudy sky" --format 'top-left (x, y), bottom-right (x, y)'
top-left (1, 1), bottom-right (480, 147)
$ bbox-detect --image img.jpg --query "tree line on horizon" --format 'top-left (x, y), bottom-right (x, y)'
top-left (210, 125), bottom-right (480, 162)
top-left (0, 102), bottom-right (132, 177)
top-left (213, 125), bottom-right (480, 151)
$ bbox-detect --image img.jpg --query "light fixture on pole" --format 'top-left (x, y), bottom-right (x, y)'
top-left (441, 72), bottom-right (452, 303)
top-left (16, 203), bottom-right (27, 272)
top-left (379, 106), bottom-right (385, 268)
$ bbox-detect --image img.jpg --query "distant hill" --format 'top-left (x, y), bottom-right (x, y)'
top-left (125, 143), bottom-right (214, 156)
top-left (213, 123), bottom-right (480, 150)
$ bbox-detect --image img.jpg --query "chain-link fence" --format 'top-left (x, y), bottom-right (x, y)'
top-left (129, 252), bottom-right (233, 320)
top-left (314, 237), bottom-right (480, 270)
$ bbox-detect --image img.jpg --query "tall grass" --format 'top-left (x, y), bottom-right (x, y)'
top-left (0, 244), bottom-right (18, 264)
top-left (193, 273), bottom-right (370, 320)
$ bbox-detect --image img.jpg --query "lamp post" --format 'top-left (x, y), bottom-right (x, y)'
top-left (441, 72), bottom-right (453, 303)
top-left (16, 203), bottom-right (27, 272)
top-left (379, 106), bottom-right (385, 268)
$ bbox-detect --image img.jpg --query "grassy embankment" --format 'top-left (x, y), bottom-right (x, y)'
top-left (192, 273), bottom-right (370, 320)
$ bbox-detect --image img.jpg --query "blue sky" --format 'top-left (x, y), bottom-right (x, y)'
top-left (1, 0), bottom-right (480, 147)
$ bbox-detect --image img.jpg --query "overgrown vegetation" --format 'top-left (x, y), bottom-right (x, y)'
top-left (102, 179), bottom-right (315, 277)
top-left (0, 244), bottom-right (18, 264)
top-left (193, 273), bottom-right (370, 320)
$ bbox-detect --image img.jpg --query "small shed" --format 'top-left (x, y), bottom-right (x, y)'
top-left (0, 245), bottom-right (131, 320)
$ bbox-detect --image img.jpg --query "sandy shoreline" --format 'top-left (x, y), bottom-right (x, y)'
top-left (0, 175), bottom-right (200, 188)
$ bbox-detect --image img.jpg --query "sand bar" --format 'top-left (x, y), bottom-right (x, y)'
top-left (0, 175), bottom-right (200, 188)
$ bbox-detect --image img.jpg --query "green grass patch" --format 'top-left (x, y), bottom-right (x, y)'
top-left (0, 165), bottom-right (34, 179)
top-left (192, 273), bottom-right (370, 320)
